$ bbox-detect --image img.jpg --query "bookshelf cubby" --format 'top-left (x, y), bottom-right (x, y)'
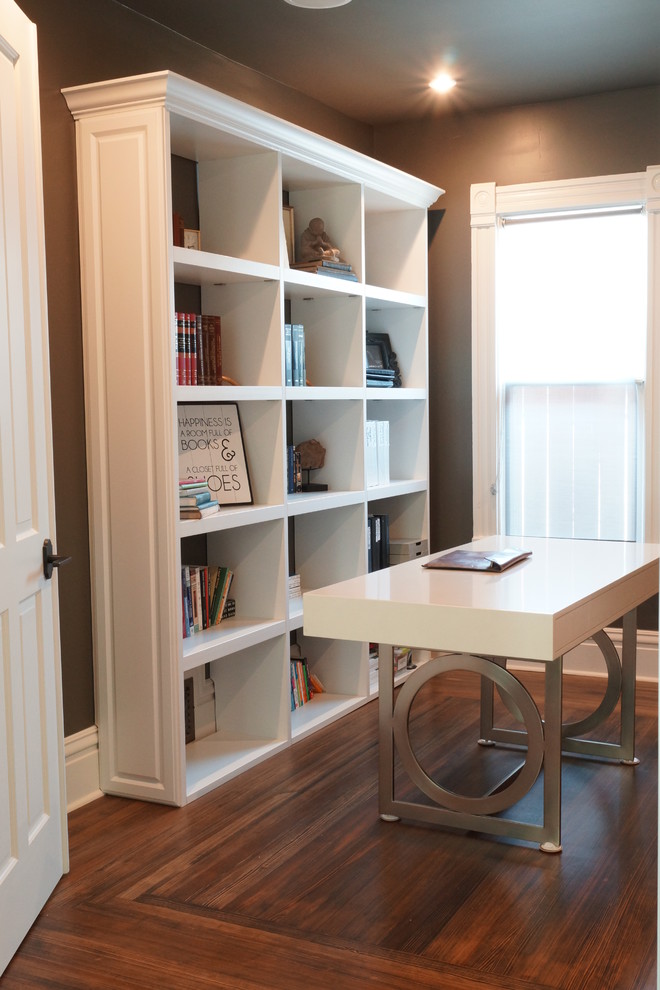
top-left (64, 70), bottom-right (442, 805)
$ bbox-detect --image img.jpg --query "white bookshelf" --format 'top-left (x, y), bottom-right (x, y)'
top-left (64, 70), bottom-right (442, 805)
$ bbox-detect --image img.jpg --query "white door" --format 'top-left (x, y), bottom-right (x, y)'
top-left (0, 0), bottom-right (67, 975)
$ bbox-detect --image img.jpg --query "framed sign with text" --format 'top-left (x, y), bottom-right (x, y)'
top-left (178, 402), bottom-right (253, 505)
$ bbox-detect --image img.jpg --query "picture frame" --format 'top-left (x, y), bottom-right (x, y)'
top-left (183, 228), bottom-right (201, 250)
top-left (178, 402), bottom-right (253, 506)
top-left (282, 205), bottom-right (295, 264)
top-left (366, 332), bottom-right (402, 386)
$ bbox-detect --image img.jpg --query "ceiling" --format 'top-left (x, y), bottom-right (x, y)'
top-left (115, 0), bottom-right (660, 126)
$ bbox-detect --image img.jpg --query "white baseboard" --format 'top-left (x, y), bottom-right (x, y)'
top-left (64, 725), bottom-right (102, 812)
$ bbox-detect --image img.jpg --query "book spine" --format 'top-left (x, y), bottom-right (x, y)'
top-left (176, 312), bottom-right (185, 386)
top-left (204, 314), bottom-right (215, 387)
top-left (195, 314), bottom-right (205, 387)
top-left (214, 316), bottom-right (222, 385)
top-left (284, 323), bottom-right (293, 387)
top-left (292, 324), bottom-right (305, 387)
top-left (189, 313), bottom-right (198, 386)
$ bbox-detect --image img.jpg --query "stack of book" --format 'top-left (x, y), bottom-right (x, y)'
top-left (181, 565), bottom-right (234, 638)
top-left (291, 258), bottom-right (358, 281)
top-left (290, 657), bottom-right (325, 711)
top-left (179, 479), bottom-right (220, 519)
top-left (284, 323), bottom-right (306, 386)
top-left (287, 445), bottom-right (303, 493)
top-left (175, 311), bottom-right (222, 386)
top-left (366, 366), bottom-right (397, 388)
top-left (288, 573), bottom-right (302, 600)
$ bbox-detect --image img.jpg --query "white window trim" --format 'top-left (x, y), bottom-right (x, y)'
top-left (470, 166), bottom-right (660, 543)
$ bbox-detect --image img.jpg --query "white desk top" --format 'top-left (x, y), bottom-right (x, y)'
top-left (303, 537), bottom-right (660, 662)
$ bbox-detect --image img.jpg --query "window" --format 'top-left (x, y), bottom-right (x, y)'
top-left (470, 167), bottom-right (660, 544)
top-left (498, 209), bottom-right (646, 540)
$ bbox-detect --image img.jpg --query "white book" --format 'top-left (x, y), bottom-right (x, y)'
top-left (376, 419), bottom-right (390, 486)
top-left (365, 420), bottom-right (379, 488)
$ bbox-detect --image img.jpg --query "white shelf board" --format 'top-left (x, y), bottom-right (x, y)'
top-left (173, 246), bottom-right (280, 285)
top-left (364, 284), bottom-right (427, 310)
top-left (283, 268), bottom-right (363, 296)
top-left (182, 617), bottom-right (287, 672)
top-left (176, 385), bottom-right (283, 402)
top-left (185, 733), bottom-right (288, 800)
top-left (178, 502), bottom-right (284, 536)
top-left (287, 489), bottom-right (364, 516)
top-left (286, 386), bottom-right (363, 401)
top-left (290, 692), bottom-right (368, 740)
top-left (366, 387), bottom-right (426, 401)
top-left (366, 479), bottom-right (428, 500)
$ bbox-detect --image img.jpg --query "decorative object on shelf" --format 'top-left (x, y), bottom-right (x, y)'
top-left (366, 331), bottom-right (402, 387)
top-left (178, 402), bottom-right (252, 506)
top-left (293, 217), bottom-right (358, 279)
top-left (296, 438), bottom-right (329, 492)
top-left (183, 229), bottom-right (201, 250)
top-left (299, 217), bottom-right (342, 263)
top-left (282, 204), bottom-right (295, 264)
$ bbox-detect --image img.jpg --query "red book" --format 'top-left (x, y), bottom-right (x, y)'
top-left (176, 312), bottom-right (185, 385)
top-left (188, 313), bottom-right (198, 386)
top-left (214, 315), bottom-right (222, 385)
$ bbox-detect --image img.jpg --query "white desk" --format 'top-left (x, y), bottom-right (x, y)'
top-left (303, 536), bottom-right (660, 851)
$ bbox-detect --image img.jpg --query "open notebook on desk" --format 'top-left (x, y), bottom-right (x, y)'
top-left (422, 548), bottom-right (532, 572)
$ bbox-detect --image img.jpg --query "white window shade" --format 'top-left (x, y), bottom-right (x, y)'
top-left (504, 382), bottom-right (641, 540)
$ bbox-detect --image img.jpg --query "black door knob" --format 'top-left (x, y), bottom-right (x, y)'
top-left (43, 538), bottom-right (72, 580)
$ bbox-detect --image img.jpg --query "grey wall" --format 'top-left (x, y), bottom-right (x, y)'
top-left (18, 0), bottom-right (660, 734)
top-left (19, 0), bottom-right (371, 735)
top-left (373, 88), bottom-right (660, 551)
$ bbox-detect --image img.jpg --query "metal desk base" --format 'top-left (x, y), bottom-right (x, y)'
top-left (378, 609), bottom-right (638, 853)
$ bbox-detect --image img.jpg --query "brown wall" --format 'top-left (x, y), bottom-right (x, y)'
top-left (373, 87), bottom-right (660, 553)
top-left (19, 0), bottom-right (372, 736)
top-left (373, 87), bottom-right (660, 629)
top-left (19, 0), bottom-right (660, 735)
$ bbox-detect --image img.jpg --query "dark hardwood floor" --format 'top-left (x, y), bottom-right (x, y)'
top-left (4, 670), bottom-right (657, 989)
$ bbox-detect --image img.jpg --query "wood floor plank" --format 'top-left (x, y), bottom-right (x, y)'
top-left (3, 671), bottom-right (656, 989)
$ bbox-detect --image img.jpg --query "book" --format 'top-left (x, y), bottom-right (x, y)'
top-left (291, 323), bottom-right (306, 387)
top-left (365, 420), bottom-right (378, 488)
top-left (179, 491), bottom-right (213, 507)
top-left (376, 420), bottom-right (390, 487)
top-left (284, 323), bottom-right (293, 387)
top-left (179, 500), bottom-right (220, 519)
top-left (179, 479), bottom-right (207, 490)
top-left (422, 548), bottom-right (533, 572)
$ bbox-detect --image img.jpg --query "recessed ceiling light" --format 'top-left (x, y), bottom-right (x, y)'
top-left (284, 0), bottom-right (351, 7)
top-left (430, 73), bottom-right (457, 94)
